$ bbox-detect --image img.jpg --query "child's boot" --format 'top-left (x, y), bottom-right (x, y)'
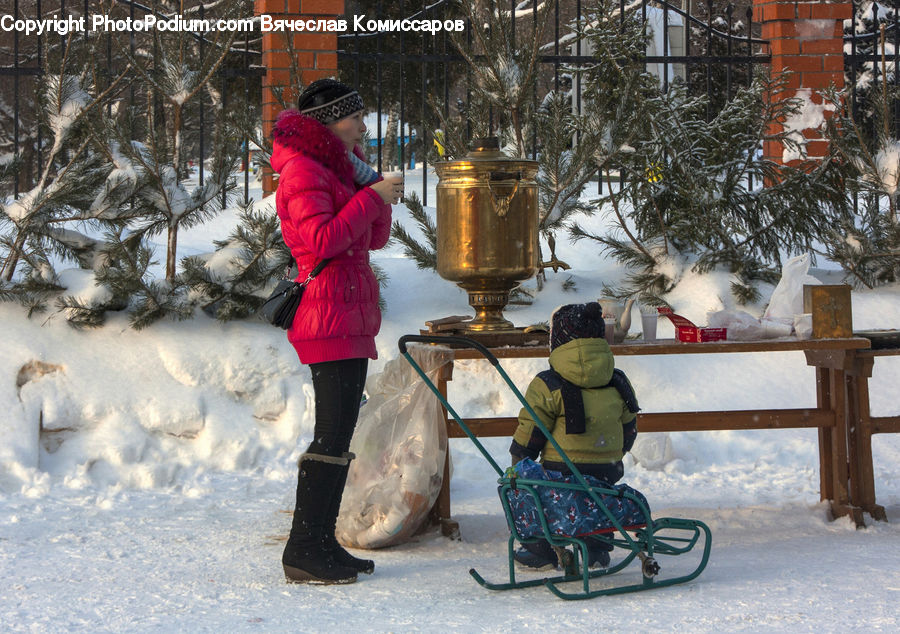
top-left (585, 537), bottom-right (613, 569)
top-left (514, 539), bottom-right (559, 571)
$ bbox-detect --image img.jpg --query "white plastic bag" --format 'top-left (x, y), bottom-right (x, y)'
top-left (336, 344), bottom-right (452, 549)
top-left (763, 253), bottom-right (821, 323)
top-left (707, 310), bottom-right (793, 340)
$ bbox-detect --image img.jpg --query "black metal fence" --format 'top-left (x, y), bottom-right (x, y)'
top-left (338, 0), bottom-right (771, 206)
top-left (0, 0), bottom-right (263, 203)
top-left (843, 1), bottom-right (899, 217)
top-left (844, 1), bottom-right (899, 135)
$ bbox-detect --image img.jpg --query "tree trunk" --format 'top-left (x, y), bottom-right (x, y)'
top-left (1, 233), bottom-right (27, 281)
top-left (383, 105), bottom-right (400, 172)
top-left (166, 223), bottom-right (178, 282)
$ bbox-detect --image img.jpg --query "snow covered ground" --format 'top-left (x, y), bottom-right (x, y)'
top-left (2, 169), bottom-right (900, 631)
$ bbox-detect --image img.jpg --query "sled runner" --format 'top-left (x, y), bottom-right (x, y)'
top-left (399, 334), bottom-right (711, 600)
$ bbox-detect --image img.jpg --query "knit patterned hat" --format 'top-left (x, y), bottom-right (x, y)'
top-left (298, 78), bottom-right (365, 125)
top-left (550, 302), bottom-right (605, 350)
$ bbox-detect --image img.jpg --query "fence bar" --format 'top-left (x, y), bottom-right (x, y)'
top-left (13, 0), bottom-right (20, 197)
top-left (377, 0), bottom-right (383, 173)
top-left (400, 0), bottom-right (406, 174)
top-left (199, 4), bottom-right (205, 187)
top-left (421, 0), bottom-right (428, 206)
top-left (37, 0), bottom-right (43, 171)
top-left (244, 31), bottom-right (250, 205)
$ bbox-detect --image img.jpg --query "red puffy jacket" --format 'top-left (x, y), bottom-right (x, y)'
top-left (271, 109), bottom-right (391, 364)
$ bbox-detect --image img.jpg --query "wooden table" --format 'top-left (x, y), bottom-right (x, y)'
top-left (427, 337), bottom-right (873, 537)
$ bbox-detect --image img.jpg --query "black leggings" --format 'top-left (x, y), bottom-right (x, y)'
top-left (306, 358), bottom-right (368, 457)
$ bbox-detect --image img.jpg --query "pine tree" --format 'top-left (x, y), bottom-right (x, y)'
top-left (397, 1), bottom-right (595, 282)
top-left (450, 0), bottom-right (552, 158)
top-left (181, 200), bottom-right (293, 321)
top-left (568, 0), bottom-right (853, 305)
top-left (821, 25), bottom-right (900, 288)
top-left (844, 0), bottom-right (899, 137)
top-left (98, 230), bottom-right (193, 330)
top-left (533, 88), bottom-right (598, 278)
top-left (0, 34), bottom-right (138, 315)
top-left (389, 192), bottom-right (437, 270)
top-left (105, 0), bottom-right (245, 284)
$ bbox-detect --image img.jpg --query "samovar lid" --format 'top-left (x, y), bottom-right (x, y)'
top-left (469, 137), bottom-right (500, 153)
top-left (434, 136), bottom-right (538, 178)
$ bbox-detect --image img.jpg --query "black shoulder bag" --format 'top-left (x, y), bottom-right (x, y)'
top-left (261, 259), bottom-right (331, 329)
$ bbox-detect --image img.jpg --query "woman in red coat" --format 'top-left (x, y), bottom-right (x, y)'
top-left (271, 79), bottom-right (403, 585)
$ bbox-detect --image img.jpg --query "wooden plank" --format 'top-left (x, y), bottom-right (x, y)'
top-left (445, 409), bottom-right (834, 439)
top-left (857, 348), bottom-right (900, 358)
top-left (636, 409), bottom-right (834, 432)
top-left (449, 337), bottom-right (871, 360)
top-left (872, 415), bottom-right (900, 434)
top-left (447, 417), bottom-right (517, 438)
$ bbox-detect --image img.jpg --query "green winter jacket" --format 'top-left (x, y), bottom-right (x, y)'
top-left (512, 337), bottom-right (637, 466)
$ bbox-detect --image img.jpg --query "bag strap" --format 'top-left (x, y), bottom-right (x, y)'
top-left (538, 369), bottom-right (586, 434)
top-left (537, 367), bottom-right (641, 435)
top-left (299, 258), bottom-right (331, 286)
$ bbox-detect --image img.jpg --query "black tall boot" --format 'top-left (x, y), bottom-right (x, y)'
top-left (321, 452), bottom-right (375, 575)
top-left (282, 453), bottom-right (358, 584)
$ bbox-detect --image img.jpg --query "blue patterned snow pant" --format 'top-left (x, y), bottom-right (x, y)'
top-left (504, 459), bottom-right (651, 539)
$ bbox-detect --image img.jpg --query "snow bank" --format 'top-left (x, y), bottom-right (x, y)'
top-left (0, 305), bottom-right (310, 493)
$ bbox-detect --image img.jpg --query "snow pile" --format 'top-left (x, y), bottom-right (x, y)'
top-left (0, 308), bottom-right (310, 494)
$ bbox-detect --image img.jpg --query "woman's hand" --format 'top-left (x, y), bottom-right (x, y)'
top-left (369, 175), bottom-right (404, 205)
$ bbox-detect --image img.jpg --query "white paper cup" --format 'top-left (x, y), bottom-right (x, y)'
top-left (641, 312), bottom-right (658, 342)
top-left (794, 313), bottom-right (813, 339)
top-left (603, 318), bottom-right (616, 344)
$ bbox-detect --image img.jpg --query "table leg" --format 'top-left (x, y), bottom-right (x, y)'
top-left (845, 370), bottom-right (864, 508)
top-left (847, 357), bottom-right (887, 521)
top-left (428, 361), bottom-right (460, 539)
top-left (815, 367), bottom-right (834, 503)
top-left (828, 367), bottom-right (852, 510)
top-left (826, 366), bottom-right (867, 527)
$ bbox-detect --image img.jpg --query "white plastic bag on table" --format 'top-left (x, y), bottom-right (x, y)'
top-left (336, 344), bottom-right (453, 549)
top-left (763, 253), bottom-right (821, 324)
top-left (707, 310), bottom-right (793, 340)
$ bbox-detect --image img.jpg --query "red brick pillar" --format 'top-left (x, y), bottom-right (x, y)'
top-left (255, 0), bottom-right (345, 195)
top-left (754, 0), bottom-right (853, 165)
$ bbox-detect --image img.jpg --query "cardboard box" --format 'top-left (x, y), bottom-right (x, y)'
top-left (657, 307), bottom-right (727, 342)
top-left (802, 284), bottom-right (852, 339)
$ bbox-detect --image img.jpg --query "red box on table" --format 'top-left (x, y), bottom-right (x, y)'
top-left (657, 307), bottom-right (727, 342)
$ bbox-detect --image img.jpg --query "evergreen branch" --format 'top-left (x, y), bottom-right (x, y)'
top-left (603, 167), bottom-right (653, 261)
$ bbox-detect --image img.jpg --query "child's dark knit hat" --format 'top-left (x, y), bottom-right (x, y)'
top-left (298, 78), bottom-right (364, 125)
top-left (550, 302), bottom-right (605, 350)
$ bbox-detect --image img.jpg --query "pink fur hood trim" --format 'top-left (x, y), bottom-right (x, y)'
top-left (270, 109), bottom-right (355, 185)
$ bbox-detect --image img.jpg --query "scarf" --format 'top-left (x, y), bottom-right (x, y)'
top-left (349, 151), bottom-right (379, 186)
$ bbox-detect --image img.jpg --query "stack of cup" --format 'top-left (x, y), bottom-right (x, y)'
top-left (640, 305), bottom-right (658, 343)
top-left (603, 316), bottom-right (616, 344)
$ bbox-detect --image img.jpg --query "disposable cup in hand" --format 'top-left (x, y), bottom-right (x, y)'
top-left (641, 312), bottom-right (658, 342)
top-left (386, 171), bottom-right (405, 202)
top-left (386, 171), bottom-right (405, 187)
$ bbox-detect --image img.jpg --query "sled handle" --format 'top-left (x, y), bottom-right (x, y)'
top-left (398, 334), bottom-right (500, 366)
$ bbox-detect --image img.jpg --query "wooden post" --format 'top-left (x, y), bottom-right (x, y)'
top-left (430, 360), bottom-right (461, 539)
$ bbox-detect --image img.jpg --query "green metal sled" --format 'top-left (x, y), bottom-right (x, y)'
top-left (399, 334), bottom-right (711, 600)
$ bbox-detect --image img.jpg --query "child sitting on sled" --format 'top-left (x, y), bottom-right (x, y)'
top-left (509, 301), bottom-right (640, 571)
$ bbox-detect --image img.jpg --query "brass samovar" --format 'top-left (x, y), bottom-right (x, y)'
top-left (434, 138), bottom-right (539, 332)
